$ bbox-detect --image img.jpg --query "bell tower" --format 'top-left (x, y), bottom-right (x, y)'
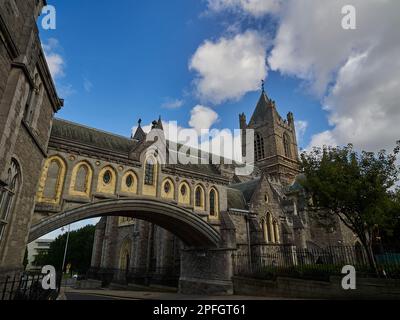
top-left (239, 86), bottom-right (300, 185)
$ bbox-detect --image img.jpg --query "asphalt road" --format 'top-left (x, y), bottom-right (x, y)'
top-left (65, 292), bottom-right (135, 300)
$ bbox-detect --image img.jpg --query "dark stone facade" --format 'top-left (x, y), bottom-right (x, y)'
top-left (0, 0), bottom-right (62, 277)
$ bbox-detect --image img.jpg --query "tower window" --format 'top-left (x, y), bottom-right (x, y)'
top-left (254, 133), bottom-right (265, 161)
top-left (283, 133), bottom-right (291, 158)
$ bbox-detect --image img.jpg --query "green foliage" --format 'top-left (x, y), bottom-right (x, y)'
top-left (299, 142), bottom-right (400, 242)
top-left (33, 225), bottom-right (96, 275)
top-left (299, 142), bottom-right (400, 273)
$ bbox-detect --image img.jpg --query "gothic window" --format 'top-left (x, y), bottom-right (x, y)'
top-left (273, 221), bottom-right (280, 244)
top-left (195, 186), bottom-right (203, 208)
top-left (178, 182), bottom-right (190, 204)
top-left (209, 188), bottom-right (218, 217)
top-left (144, 159), bottom-right (155, 185)
top-left (283, 133), bottom-right (291, 158)
top-left (254, 133), bottom-right (265, 161)
top-left (75, 164), bottom-right (89, 193)
top-left (0, 160), bottom-right (20, 241)
top-left (164, 181), bottom-right (171, 194)
top-left (126, 174), bottom-right (134, 188)
top-left (103, 170), bottom-right (112, 184)
top-left (43, 159), bottom-right (62, 199)
top-left (180, 184), bottom-right (187, 196)
top-left (265, 213), bottom-right (274, 243)
top-left (24, 72), bottom-right (42, 126)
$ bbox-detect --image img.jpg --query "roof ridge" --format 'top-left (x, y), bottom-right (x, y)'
top-left (54, 118), bottom-right (131, 141)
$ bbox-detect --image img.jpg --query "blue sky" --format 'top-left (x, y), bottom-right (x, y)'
top-left (39, 0), bottom-right (329, 151)
top-left (38, 1), bottom-right (399, 238)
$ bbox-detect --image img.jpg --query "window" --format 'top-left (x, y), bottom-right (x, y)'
top-left (126, 174), bottom-right (134, 188)
top-left (164, 181), bottom-right (171, 194)
top-left (180, 184), bottom-right (187, 196)
top-left (75, 165), bottom-right (89, 193)
top-left (0, 160), bottom-right (20, 241)
top-left (283, 133), bottom-right (291, 158)
top-left (254, 133), bottom-right (265, 161)
top-left (24, 72), bottom-right (43, 127)
top-left (195, 187), bottom-right (203, 207)
top-left (144, 159), bottom-right (155, 185)
top-left (209, 189), bottom-right (217, 216)
top-left (103, 170), bottom-right (112, 184)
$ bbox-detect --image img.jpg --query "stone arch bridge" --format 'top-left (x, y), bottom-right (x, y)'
top-left (29, 119), bottom-right (262, 294)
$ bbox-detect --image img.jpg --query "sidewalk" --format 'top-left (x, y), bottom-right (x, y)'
top-left (64, 287), bottom-right (290, 300)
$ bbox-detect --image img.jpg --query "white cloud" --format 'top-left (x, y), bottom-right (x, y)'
top-left (207, 0), bottom-right (282, 17)
top-left (266, 0), bottom-right (400, 152)
top-left (42, 38), bottom-right (65, 79)
top-left (189, 30), bottom-right (268, 104)
top-left (161, 98), bottom-right (184, 109)
top-left (189, 105), bottom-right (219, 133)
top-left (295, 120), bottom-right (308, 144)
top-left (83, 78), bottom-right (93, 93)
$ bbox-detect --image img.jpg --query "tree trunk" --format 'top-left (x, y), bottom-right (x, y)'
top-left (360, 234), bottom-right (380, 277)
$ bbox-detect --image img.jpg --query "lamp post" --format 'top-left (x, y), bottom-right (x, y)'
top-left (61, 224), bottom-right (71, 286)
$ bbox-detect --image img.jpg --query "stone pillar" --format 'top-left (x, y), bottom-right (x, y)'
top-left (179, 247), bottom-right (234, 295)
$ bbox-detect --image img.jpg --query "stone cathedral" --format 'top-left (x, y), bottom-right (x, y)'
top-left (0, 0), bottom-right (356, 293)
top-left (88, 90), bottom-right (354, 287)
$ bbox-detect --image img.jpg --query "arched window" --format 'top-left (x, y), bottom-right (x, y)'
top-left (283, 133), bottom-right (291, 158)
top-left (254, 133), bottom-right (265, 161)
top-left (209, 188), bottom-right (219, 217)
top-left (195, 186), bottom-right (204, 208)
top-left (0, 160), bottom-right (20, 241)
top-left (69, 162), bottom-right (93, 197)
top-left (75, 165), bottom-right (88, 192)
top-left (119, 239), bottom-right (132, 273)
top-left (273, 221), bottom-right (280, 244)
top-left (37, 156), bottom-right (66, 204)
top-left (178, 181), bottom-right (190, 205)
top-left (266, 213), bottom-right (274, 243)
top-left (144, 158), bottom-right (155, 185)
top-left (161, 178), bottom-right (174, 200)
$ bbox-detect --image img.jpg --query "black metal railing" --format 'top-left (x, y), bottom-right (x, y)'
top-left (233, 245), bottom-right (400, 281)
top-left (0, 272), bottom-right (59, 301)
top-left (87, 266), bottom-right (180, 288)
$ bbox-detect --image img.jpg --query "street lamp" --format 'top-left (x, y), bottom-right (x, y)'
top-left (61, 224), bottom-right (71, 285)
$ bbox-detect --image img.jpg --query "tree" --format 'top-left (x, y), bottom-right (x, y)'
top-left (33, 225), bottom-right (96, 275)
top-left (299, 142), bottom-right (400, 275)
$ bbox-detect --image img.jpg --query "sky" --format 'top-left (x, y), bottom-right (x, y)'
top-left (38, 0), bottom-right (400, 239)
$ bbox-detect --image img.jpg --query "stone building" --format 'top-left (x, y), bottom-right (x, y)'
top-left (0, 0), bottom-right (63, 277)
top-left (0, 0), bottom-right (356, 293)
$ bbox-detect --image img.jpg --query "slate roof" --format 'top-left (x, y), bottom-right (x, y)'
top-left (227, 187), bottom-right (247, 210)
top-left (249, 91), bottom-right (273, 125)
top-left (229, 177), bottom-right (261, 203)
top-left (51, 118), bottom-right (136, 153)
top-left (51, 118), bottom-right (223, 177)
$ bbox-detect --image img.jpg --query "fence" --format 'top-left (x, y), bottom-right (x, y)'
top-left (0, 272), bottom-right (59, 301)
top-left (233, 245), bottom-right (400, 281)
top-left (87, 266), bottom-right (180, 288)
